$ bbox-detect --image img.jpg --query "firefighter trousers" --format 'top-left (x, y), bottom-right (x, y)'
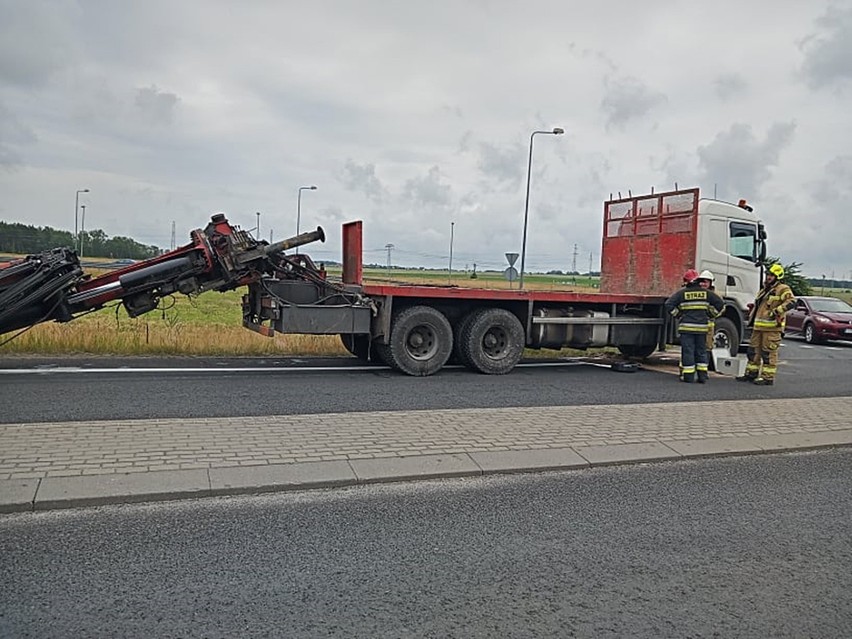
top-left (745, 330), bottom-right (782, 380)
top-left (679, 332), bottom-right (708, 381)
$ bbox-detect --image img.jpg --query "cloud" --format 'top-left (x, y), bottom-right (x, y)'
top-left (697, 122), bottom-right (796, 198)
top-left (600, 76), bottom-right (667, 130)
top-left (134, 85), bottom-right (180, 126)
top-left (713, 73), bottom-right (748, 101)
top-left (800, 5), bottom-right (852, 90)
top-left (476, 141), bottom-right (524, 189)
top-left (402, 165), bottom-right (452, 208)
top-left (340, 159), bottom-right (385, 201)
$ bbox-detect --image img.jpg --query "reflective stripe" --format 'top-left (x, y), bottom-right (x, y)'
top-left (679, 324), bottom-right (709, 332)
top-left (696, 364), bottom-right (708, 372)
top-left (682, 366), bottom-right (696, 374)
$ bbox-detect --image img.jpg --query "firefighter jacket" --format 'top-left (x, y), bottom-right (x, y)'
top-left (665, 282), bottom-right (724, 333)
top-left (750, 281), bottom-right (796, 332)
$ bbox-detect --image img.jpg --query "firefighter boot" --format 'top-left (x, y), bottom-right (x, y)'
top-left (753, 377), bottom-right (774, 386)
top-left (697, 371), bottom-right (709, 384)
top-left (681, 373), bottom-right (695, 383)
top-left (736, 374), bottom-right (757, 382)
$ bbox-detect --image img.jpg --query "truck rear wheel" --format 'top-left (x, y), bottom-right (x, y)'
top-left (451, 311), bottom-right (477, 368)
top-left (383, 305), bottom-right (453, 376)
top-left (460, 308), bottom-right (525, 375)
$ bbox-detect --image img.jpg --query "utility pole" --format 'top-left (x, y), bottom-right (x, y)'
top-left (170, 221), bottom-right (176, 251)
top-left (572, 243), bottom-right (578, 274)
top-left (385, 243), bottom-right (394, 276)
top-left (256, 211), bottom-right (261, 238)
top-left (448, 221), bottom-right (455, 284)
top-left (589, 252), bottom-right (593, 276)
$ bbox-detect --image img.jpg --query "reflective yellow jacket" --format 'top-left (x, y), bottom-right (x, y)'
top-left (750, 281), bottom-right (795, 331)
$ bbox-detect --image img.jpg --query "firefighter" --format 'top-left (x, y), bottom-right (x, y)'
top-left (697, 270), bottom-right (718, 354)
top-left (666, 269), bottom-right (724, 383)
top-left (737, 262), bottom-right (796, 385)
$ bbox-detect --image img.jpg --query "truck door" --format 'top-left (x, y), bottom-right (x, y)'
top-left (698, 217), bottom-right (730, 296)
top-left (725, 220), bottom-right (761, 311)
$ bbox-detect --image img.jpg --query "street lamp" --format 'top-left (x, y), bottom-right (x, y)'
top-left (75, 188), bottom-right (89, 249)
top-left (79, 204), bottom-right (87, 257)
top-left (296, 185), bottom-right (317, 254)
top-left (519, 127), bottom-right (564, 289)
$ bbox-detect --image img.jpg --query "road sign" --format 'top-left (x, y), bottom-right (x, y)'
top-left (504, 266), bottom-right (519, 282)
top-left (505, 252), bottom-right (519, 266)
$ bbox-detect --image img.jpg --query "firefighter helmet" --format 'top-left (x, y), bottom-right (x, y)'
top-left (768, 263), bottom-right (785, 279)
top-left (682, 269), bottom-right (699, 284)
top-left (697, 269), bottom-right (715, 282)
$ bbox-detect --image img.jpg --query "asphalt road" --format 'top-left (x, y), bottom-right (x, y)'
top-left (0, 338), bottom-right (850, 423)
top-left (1, 449), bottom-right (849, 638)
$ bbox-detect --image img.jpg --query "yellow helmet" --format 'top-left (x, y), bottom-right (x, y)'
top-left (768, 263), bottom-right (785, 279)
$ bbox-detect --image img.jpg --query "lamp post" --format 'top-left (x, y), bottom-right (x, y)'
top-left (79, 204), bottom-right (87, 257)
top-left (296, 185), bottom-right (317, 255)
top-left (519, 127), bottom-right (564, 289)
top-left (75, 188), bottom-right (89, 250)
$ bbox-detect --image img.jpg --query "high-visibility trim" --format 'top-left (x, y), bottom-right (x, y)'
top-left (679, 323), bottom-right (710, 332)
top-left (696, 364), bottom-right (709, 372)
top-left (681, 366), bottom-right (696, 374)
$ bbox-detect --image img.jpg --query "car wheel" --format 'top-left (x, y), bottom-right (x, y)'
top-left (804, 323), bottom-right (818, 344)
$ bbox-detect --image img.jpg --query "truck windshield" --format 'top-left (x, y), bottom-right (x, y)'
top-left (729, 222), bottom-right (758, 262)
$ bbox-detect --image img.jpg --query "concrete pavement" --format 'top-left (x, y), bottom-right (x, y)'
top-left (2, 393), bottom-right (852, 513)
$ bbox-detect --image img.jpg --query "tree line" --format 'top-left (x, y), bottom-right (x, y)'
top-left (0, 221), bottom-right (161, 260)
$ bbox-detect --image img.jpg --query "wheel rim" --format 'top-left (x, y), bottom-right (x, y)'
top-left (805, 325), bottom-right (813, 342)
top-left (713, 329), bottom-right (730, 351)
top-left (405, 325), bottom-right (438, 360)
top-left (482, 327), bottom-right (508, 359)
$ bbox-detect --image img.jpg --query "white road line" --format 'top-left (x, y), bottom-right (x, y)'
top-left (0, 360), bottom-right (594, 375)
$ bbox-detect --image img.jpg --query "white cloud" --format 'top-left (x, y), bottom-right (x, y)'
top-left (0, 0), bottom-right (849, 279)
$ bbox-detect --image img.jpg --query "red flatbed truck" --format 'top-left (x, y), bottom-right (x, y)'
top-left (1, 187), bottom-right (765, 376)
top-left (245, 187), bottom-right (766, 376)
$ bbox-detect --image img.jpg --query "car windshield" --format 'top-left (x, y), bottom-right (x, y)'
top-left (811, 298), bottom-right (852, 313)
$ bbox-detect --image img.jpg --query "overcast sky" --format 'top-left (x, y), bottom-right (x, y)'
top-left (1, 0), bottom-right (851, 278)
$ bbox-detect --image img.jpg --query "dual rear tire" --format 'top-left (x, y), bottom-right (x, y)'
top-left (373, 305), bottom-right (526, 376)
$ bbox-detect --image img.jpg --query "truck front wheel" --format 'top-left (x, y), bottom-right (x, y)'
top-left (460, 308), bottom-right (525, 375)
top-left (712, 317), bottom-right (740, 357)
top-left (384, 305), bottom-right (453, 376)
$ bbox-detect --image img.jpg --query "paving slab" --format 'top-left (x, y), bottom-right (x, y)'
top-left (350, 453), bottom-right (481, 484)
top-left (662, 436), bottom-right (765, 458)
top-left (574, 442), bottom-right (682, 466)
top-left (0, 479), bottom-right (40, 513)
top-left (469, 448), bottom-right (589, 474)
top-left (34, 469), bottom-right (210, 510)
top-left (209, 461), bottom-right (356, 496)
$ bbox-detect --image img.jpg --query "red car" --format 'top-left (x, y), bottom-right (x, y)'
top-left (785, 296), bottom-right (852, 343)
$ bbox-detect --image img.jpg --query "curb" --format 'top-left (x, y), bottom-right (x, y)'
top-left (3, 432), bottom-right (851, 513)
